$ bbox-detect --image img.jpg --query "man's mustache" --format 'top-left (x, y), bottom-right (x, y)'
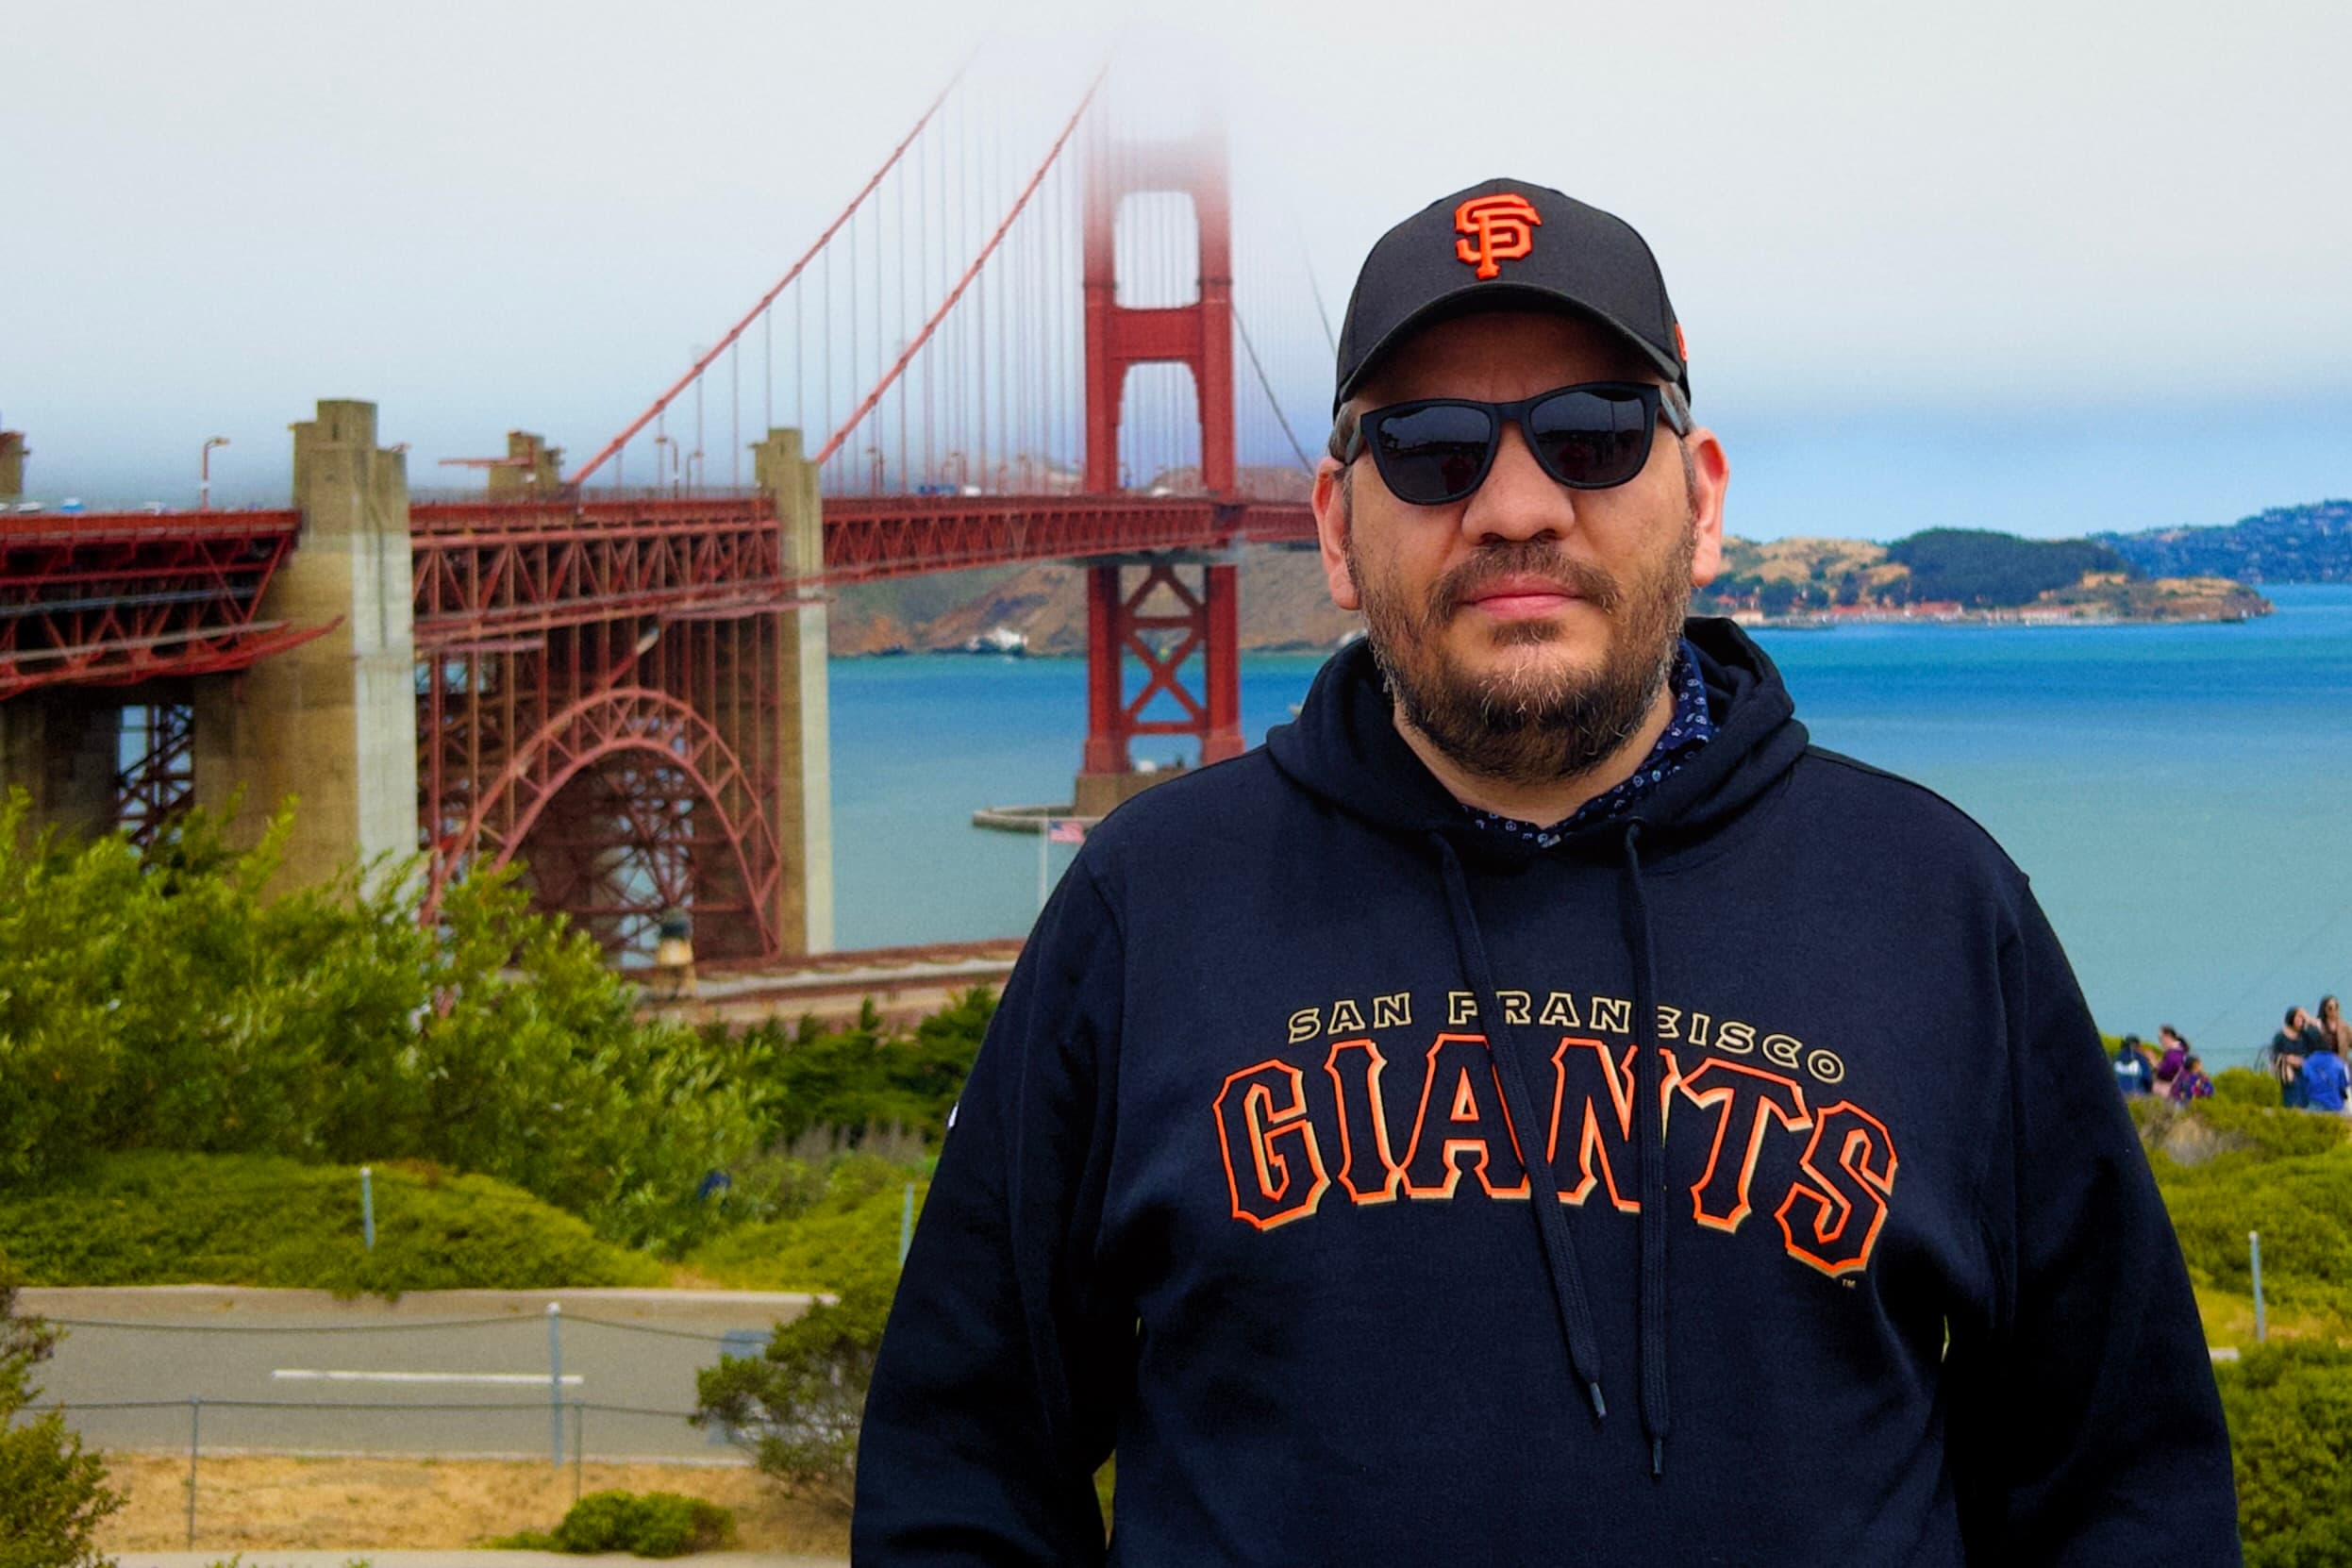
top-left (1426, 544), bottom-right (1623, 627)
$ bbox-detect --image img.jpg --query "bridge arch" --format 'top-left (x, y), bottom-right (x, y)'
top-left (430, 683), bottom-right (782, 959)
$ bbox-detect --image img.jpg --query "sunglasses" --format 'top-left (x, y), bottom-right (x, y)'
top-left (1343, 381), bottom-right (1689, 507)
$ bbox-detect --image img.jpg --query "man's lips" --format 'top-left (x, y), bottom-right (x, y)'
top-left (1460, 576), bottom-right (1586, 621)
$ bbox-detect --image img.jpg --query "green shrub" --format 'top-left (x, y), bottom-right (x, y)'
top-left (544, 1490), bottom-right (733, 1556)
top-left (2215, 1069), bottom-right (2286, 1109)
top-left (0, 1152), bottom-right (662, 1293)
top-left (686, 1156), bottom-right (926, 1293)
top-left (2216, 1342), bottom-right (2352, 1567)
top-left (693, 1273), bottom-right (892, 1510)
top-left (737, 987), bottom-right (994, 1149)
top-left (0, 1266), bottom-right (123, 1568)
top-left (0, 793), bottom-right (764, 1252)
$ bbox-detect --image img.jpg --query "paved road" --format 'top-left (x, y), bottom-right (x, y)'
top-left (22, 1286), bottom-right (822, 1461)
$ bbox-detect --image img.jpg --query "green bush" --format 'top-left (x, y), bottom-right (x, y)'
top-left (2216, 1342), bottom-right (2352, 1568)
top-left (0, 793), bottom-right (763, 1252)
top-left (0, 1152), bottom-right (662, 1293)
top-left (0, 1266), bottom-right (123, 1568)
top-left (737, 988), bottom-right (994, 1149)
top-left (687, 1155), bottom-right (926, 1293)
top-left (544, 1490), bottom-right (733, 1556)
top-left (693, 1274), bottom-right (892, 1510)
top-left (2215, 1068), bottom-right (2286, 1108)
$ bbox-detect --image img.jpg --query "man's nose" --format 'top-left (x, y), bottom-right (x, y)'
top-left (1459, 420), bottom-right (1575, 543)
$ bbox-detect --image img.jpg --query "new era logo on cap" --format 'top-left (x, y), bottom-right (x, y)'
top-left (1333, 178), bottom-right (1689, 412)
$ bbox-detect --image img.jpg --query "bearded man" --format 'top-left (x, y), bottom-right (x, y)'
top-left (854, 180), bottom-right (2239, 1565)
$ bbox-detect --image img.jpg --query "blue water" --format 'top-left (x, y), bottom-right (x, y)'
top-left (830, 585), bottom-right (2352, 1070)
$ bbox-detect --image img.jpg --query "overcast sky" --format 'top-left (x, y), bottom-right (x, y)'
top-left (8, 0), bottom-right (2346, 538)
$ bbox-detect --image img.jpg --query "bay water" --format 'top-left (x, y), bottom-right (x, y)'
top-left (832, 583), bottom-right (2352, 1070)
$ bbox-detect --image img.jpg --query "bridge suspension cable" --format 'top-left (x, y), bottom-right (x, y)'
top-left (564, 54), bottom-right (975, 489)
top-left (814, 68), bottom-right (1108, 474)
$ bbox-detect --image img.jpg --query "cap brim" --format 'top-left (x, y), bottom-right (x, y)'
top-left (1334, 283), bottom-right (1685, 412)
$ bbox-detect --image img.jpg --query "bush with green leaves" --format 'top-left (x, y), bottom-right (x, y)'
top-left (735, 988), bottom-right (994, 1149)
top-left (493, 1489), bottom-right (733, 1557)
top-left (0, 1266), bottom-right (123, 1568)
top-left (0, 792), bottom-right (761, 1251)
top-left (693, 1273), bottom-right (892, 1510)
top-left (686, 1153), bottom-right (926, 1292)
top-left (0, 1152), bottom-right (662, 1293)
top-left (2141, 1096), bottom-right (2352, 1323)
top-left (2214, 1067), bottom-right (2286, 1108)
top-left (2216, 1342), bottom-right (2352, 1568)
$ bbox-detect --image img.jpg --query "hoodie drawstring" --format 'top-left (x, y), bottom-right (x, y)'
top-left (1431, 826), bottom-right (1674, 1478)
top-left (1431, 835), bottom-right (1610, 1425)
top-left (1622, 822), bottom-right (1671, 1478)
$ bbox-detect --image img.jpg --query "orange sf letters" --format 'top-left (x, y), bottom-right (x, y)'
top-left (1454, 193), bottom-right (1543, 280)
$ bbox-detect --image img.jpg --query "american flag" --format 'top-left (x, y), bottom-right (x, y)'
top-left (1046, 818), bottom-right (1087, 844)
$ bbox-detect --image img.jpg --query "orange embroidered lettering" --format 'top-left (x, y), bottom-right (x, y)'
top-left (1455, 192), bottom-right (1543, 280)
top-left (1213, 1060), bottom-right (1331, 1230)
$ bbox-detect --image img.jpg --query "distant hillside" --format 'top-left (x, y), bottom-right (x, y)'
top-left (1694, 527), bottom-right (2263, 623)
top-left (2097, 499), bottom-right (2352, 583)
top-left (1887, 529), bottom-right (2133, 607)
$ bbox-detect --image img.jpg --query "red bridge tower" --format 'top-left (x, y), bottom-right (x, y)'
top-left (1076, 124), bottom-right (1244, 817)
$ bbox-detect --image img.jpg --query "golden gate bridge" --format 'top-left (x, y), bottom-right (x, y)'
top-left (0, 58), bottom-right (1334, 962)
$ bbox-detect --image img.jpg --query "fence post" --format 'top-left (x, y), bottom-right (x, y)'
top-left (899, 1181), bottom-right (915, 1265)
top-left (2250, 1231), bottom-right (2267, 1343)
top-left (574, 1400), bottom-right (586, 1503)
top-left (185, 1396), bottom-right (201, 1548)
top-left (548, 1302), bottom-right (564, 1467)
top-left (360, 1165), bottom-right (375, 1250)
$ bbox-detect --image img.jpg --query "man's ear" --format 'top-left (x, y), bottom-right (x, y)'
top-left (1682, 426), bottom-right (1730, 588)
top-left (1313, 457), bottom-right (1361, 611)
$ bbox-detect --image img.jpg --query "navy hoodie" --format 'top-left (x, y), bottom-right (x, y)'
top-left (855, 620), bottom-right (2239, 1566)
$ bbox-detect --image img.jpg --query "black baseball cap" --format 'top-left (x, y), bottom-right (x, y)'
top-left (1332, 177), bottom-right (1689, 414)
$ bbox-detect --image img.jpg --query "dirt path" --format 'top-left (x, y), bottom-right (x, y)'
top-left (99, 1452), bottom-right (849, 1557)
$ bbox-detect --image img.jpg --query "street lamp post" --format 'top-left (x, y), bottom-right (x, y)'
top-left (200, 436), bottom-right (230, 510)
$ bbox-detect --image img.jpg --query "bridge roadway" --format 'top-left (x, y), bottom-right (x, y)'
top-left (22, 1286), bottom-right (821, 1461)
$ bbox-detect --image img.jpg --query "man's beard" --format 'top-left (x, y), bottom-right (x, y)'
top-left (1349, 512), bottom-right (1697, 791)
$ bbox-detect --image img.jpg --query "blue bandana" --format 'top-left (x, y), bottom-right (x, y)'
top-left (1460, 638), bottom-right (1715, 847)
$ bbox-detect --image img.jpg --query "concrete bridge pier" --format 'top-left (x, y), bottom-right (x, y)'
top-left (753, 428), bottom-right (835, 955)
top-left (0, 695), bottom-right (122, 841)
top-left (192, 399), bottom-right (419, 891)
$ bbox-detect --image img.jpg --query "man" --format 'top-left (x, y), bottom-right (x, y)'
top-left (856, 180), bottom-right (2238, 1563)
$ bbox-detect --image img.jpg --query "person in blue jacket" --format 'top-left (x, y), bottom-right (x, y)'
top-left (854, 178), bottom-right (2240, 1565)
top-left (2298, 1039), bottom-right (2348, 1114)
top-left (2114, 1033), bottom-right (2157, 1097)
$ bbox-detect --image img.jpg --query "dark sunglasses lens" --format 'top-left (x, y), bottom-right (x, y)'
top-left (1370, 404), bottom-right (1494, 504)
top-left (1527, 388), bottom-right (1654, 487)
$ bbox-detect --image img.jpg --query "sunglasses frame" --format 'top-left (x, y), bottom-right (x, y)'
top-left (1343, 380), bottom-right (1691, 507)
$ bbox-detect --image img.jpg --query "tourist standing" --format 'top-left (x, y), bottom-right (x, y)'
top-left (2299, 1039), bottom-right (2349, 1114)
top-left (2318, 994), bottom-right (2352, 1057)
top-left (857, 178), bottom-right (2238, 1564)
top-left (2115, 1034), bottom-right (2157, 1097)
top-left (2269, 1008), bottom-right (2314, 1108)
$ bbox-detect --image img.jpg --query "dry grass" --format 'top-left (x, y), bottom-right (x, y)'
top-left (96, 1451), bottom-right (850, 1556)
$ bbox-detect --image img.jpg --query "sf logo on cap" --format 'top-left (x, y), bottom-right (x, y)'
top-left (1454, 193), bottom-right (1542, 280)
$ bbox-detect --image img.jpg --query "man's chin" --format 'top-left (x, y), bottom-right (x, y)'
top-left (1445, 631), bottom-right (1610, 703)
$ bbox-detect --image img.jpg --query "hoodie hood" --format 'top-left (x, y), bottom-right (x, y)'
top-left (1265, 616), bottom-right (1810, 855)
